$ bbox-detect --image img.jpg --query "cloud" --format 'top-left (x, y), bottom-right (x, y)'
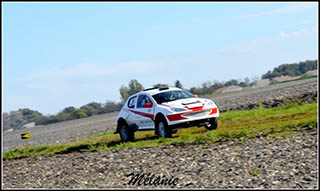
top-left (279, 27), bottom-right (317, 39)
top-left (22, 60), bottom-right (177, 91)
top-left (222, 39), bottom-right (258, 54)
top-left (201, 26), bottom-right (317, 58)
top-left (26, 61), bottom-right (163, 80)
top-left (284, 18), bottom-right (318, 28)
top-left (237, 27), bottom-right (317, 50)
top-left (238, 3), bottom-right (317, 19)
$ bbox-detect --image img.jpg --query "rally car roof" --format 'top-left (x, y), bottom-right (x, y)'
top-left (142, 87), bottom-right (182, 96)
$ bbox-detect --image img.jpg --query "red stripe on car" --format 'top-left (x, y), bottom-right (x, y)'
top-left (129, 110), bottom-right (154, 121)
top-left (159, 104), bottom-right (171, 108)
top-left (185, 106), bottom-right (204, 111)
top-left (189, 106), bottom-right (204, 111)
top-left (166, 113), bottom-right (188, 121)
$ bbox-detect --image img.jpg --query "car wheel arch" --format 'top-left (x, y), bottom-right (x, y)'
top-left (154, 112), bottom-right (172, 138)
top-left (154, 112), bottom-right (168, 124)
top-left (116, 118), bottom-right (128, 133)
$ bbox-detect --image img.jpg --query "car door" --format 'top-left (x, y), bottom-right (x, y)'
top-left (134, 94), bottom-right (155, 129)
top-left (125, 95), bottom-right (138, 126)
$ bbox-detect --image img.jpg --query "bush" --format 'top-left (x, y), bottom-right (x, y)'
top-left (71, 109), bottom-right (87, 119)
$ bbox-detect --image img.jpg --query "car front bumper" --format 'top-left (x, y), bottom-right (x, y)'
top-left (169, 117), bottom-right (216, 130)
top-left (166, 107), bottom-right (219, 126)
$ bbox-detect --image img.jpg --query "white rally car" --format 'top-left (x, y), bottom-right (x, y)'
top-left (115, 86), bottom-right (219, 142)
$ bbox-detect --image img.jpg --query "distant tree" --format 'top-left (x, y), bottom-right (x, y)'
top-left (153, 83), bottom-right (168, 88)
top-left (71, 109), bottom-right (87, 119)
top-left (244, 77), bottom-right (250, 87)
top-left (99, 100), bottom-right (123, 114)
top-left (6, 111), bottom-right (26, 130)
top-left (174, 80), bottom-right (183, 88)
top-left (190, 87), bottom-right (198, 94)
top-left (62, 106), bottom-right (76, 114)
top-left (239, 77), bottom-right (251, 87)
top-left (262, 71), bottom-right (272, 79)
top-left (239, 82), bottom-right (245, 87)
top-left (211, 80), bottom-right (224, 91)
top-left (56, 112), bottom-right (71, 121)
top-left (299, 60), bottom-right (317, 73)
top-left (225, 79), bottom-right (239, 86)
top-left (119, 85), bottom-right (130, 103)
top-left (190, 80), bottom-right (225, 95)
top-left (2, 109), bottom-right (42, 127)
top-left (3, 112), bottom-right (10, 131)
top-left (54, 106), bottom-right (77, 121)
top-left (202, 81), bottom-right (212, 89)
top-left (80, 102), bottom-right (102, 116)
top-left (18, 108), bottom-right (43, 123)
top-left (36, 115), bottom-right (51, 125)
top-left (250, 76), bottom-right (260, 86)
top-left (120, 79), bottom-right (144, 102)
top-left (43, 115), bottom-right (59, 124)
top-left (262, 60), bottom-right (317, 79)
top-left (128, 79), bottom-right (144, 95)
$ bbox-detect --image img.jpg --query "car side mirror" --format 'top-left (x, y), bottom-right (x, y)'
top-left (194, 94), bottom-right (199, 98)
top-left (144, 102), bottom-right (153, 108)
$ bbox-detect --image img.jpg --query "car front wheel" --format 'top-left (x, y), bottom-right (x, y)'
top-left (119, 124), bottom-right (134, 142)
top-left (156, 118), bottom-right (172, 138)
top-left (204, 117), bottom-right (218, 130)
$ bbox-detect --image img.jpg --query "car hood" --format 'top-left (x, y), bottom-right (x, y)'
top-left (161, 98), bottom-right (209, 108)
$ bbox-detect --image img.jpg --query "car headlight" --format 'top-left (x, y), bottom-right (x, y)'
top-left (171, 108), bottom-right (188, 112)
top-left (207, 101), bottom-right (214, 106)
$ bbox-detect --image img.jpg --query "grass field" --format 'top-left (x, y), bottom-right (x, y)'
top-left (3, 103), bottom-right (318, 160)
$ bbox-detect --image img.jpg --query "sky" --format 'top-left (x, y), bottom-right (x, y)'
top-left (2, 2), bottom-right (318, 115)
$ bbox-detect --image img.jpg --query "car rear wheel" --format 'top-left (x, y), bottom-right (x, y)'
top-left (156, 118), bottom-right (172, 138)
top-left (119, 124), bottom-right (134, 142)
top-left (205, 117), bottom-right (218, 130)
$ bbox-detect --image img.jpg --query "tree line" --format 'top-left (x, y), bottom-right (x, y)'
top-left (189, 77), bottom-right (257, 96)
top-left (261, 60), bottom-right (317, 79)
top-left (3, 60), bottom-right (317, 131)
top-left (3, 101), bottom-right (124, 131)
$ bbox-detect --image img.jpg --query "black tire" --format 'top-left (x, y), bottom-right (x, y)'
top-left (205, 117), bottom-right (218, 130)
top-left (156, 117), bottom-right (172, 138)
top-left (119, 123), bottom-right (134, 142)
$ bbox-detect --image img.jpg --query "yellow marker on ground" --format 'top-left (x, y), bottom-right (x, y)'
top-left (21, 132), bottom-right (30, 139)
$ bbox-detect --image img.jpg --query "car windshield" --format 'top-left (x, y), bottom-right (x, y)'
top-left (152, 90), bottom-right (195, 104)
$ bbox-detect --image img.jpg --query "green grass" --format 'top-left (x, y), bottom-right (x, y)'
top-left (252, 169), bottom-right (262, 176)
top-left (3, 103), bottom-right (318, 160)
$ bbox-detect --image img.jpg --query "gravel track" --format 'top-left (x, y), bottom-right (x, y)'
top-left (3, 129), bottom-right (318, 189)
top-left (3, 78), bottom-right (318, 152)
